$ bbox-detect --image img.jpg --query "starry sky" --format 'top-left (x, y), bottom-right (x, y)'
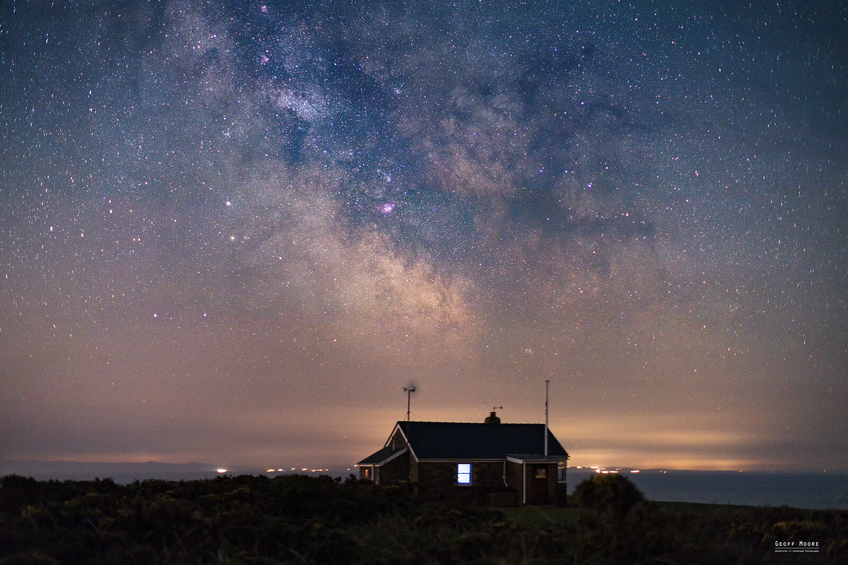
top-left (1, 0), bottom-right (847, 472)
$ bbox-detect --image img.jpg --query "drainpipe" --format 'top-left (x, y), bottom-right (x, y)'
top-left (522, 461), bottom-right (527, 505)
top-left (502, 460), bottom-right (508, 488)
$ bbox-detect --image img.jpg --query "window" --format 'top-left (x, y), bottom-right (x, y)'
top-left (457, 463), bottom-right (472, 485)
top-left (557, 461), bottom-right (567, 482)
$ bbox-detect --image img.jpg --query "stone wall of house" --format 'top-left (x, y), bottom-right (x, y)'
top-left (413, 461), bottom-right (518, 505)
top-left (474, 461), bottom-right (508, 488)
top-left (417, 461), bottom-right (507, 488)
top-left (377, 451), bottom-right (410, 485)
top-left (389, 429), bottom-right (409, 451)
top-left (417, 461), bottom-right (460, 486)
top-left (416, 462), bottom-right (478, 505)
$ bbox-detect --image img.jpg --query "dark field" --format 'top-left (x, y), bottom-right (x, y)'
top-left (1, 474), bottom-right (846, 564)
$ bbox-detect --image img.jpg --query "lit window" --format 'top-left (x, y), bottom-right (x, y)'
top-left (457, 463), bottom-right (472, 485)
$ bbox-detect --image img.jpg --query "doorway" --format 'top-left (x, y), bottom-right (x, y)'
top-left (530, 464), bottom-right (549, 504)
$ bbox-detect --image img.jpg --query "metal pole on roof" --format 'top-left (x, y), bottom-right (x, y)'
top-left (404, 385), bottom-right (415, 422)
top-left (545, 379), bottom-right (549, 457)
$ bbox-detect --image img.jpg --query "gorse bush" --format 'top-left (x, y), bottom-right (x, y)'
top-left (1, 473), bottom-right (845, 564)
top-left (573, 473), bottom-right (645, 519)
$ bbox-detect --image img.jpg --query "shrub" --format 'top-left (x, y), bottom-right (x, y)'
top-left (573, 474), bottom-right (645, 520)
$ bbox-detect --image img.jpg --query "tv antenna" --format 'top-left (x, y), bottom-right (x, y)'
top-left (403, 383), bottom-right (417, 422)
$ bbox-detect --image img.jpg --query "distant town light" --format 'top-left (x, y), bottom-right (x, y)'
top-left (217, 469), bottom-right (227, 474)
top-left (630, 469), bottom-right (641, 473)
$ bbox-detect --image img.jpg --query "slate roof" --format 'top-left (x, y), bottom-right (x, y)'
top-left (357, 445), bottom-right (406, 465)
top-left (393, 421), bottom-right (568, 460)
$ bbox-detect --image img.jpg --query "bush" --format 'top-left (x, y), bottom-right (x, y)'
top-left (2, 473), bottom-right (846, 564)
top-left (573, 474), bottom-right (645, 520)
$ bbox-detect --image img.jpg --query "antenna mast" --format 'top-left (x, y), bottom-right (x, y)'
top-left (544, 379), bottom-right (549, 457)
top-left (404, 385), bottom-right (416, 422)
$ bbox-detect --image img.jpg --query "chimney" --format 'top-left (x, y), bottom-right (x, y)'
top-left (484, 411), bottom-right (501, 424)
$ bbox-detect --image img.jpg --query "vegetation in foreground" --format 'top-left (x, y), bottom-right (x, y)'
top-left (1, 473), bottom-right (846, 564)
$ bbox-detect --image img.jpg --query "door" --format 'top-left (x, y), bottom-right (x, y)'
top-left (530, 464), bottom-right (549, 504)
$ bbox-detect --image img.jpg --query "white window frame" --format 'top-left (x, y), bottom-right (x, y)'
top-left (557, 460), bottom-right (567, 482)
top-left (457, 463), bottom-right (472, 485)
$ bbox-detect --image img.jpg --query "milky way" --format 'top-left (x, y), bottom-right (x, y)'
top-left (1, 0), bottom-right (846, 471)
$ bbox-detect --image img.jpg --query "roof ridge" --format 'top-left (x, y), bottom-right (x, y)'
top-left (400, 420), bottom-right (544, 425)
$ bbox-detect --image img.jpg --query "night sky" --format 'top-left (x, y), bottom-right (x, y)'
top-left (1, 0), bottom-right (846, 472)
